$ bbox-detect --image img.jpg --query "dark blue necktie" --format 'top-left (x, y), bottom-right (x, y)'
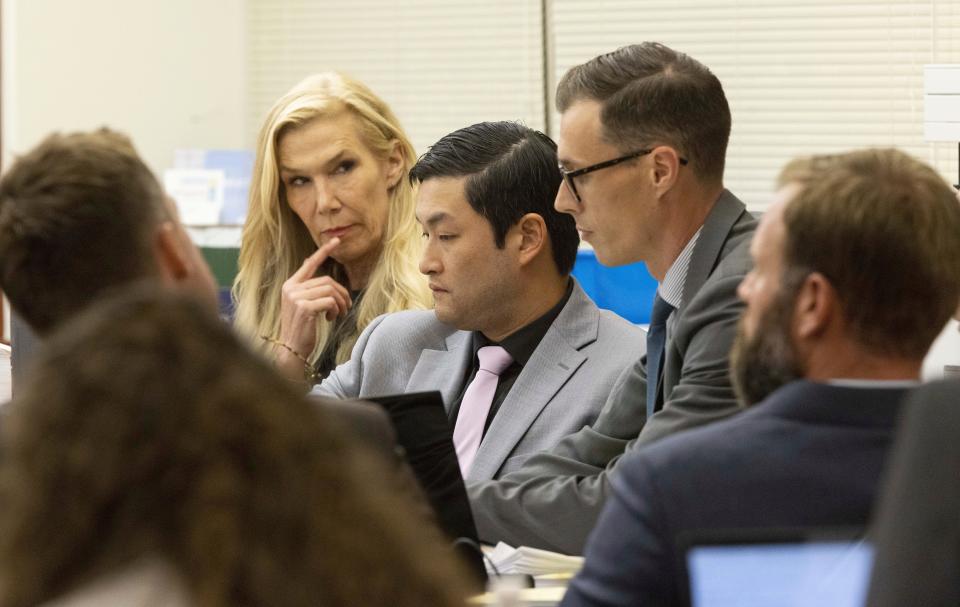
top-left (646, 294), bottom-right (675, 420)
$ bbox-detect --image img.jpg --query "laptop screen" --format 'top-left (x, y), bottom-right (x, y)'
top-left (687, 536), bottom-right (873, 607)
top-left (356, 391), bottom-right (486, 586)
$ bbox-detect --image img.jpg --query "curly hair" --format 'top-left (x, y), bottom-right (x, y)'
top-left (0, 287), bottom-right (469, 607)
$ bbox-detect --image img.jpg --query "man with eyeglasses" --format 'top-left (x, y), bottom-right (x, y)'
top-left (467, 42), bottom-right (757, 554)
top-left (563, 148), bottom-right (960, 606)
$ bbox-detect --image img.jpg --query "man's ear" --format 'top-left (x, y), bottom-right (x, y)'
top-left (514, 213), bottom-right (547, 267)
top-left (650, 145), bottom-right (682, 195)
top-left (153, 222), bottom-right (190, 285)
top-left (793, 272), bottom-right (835, 341)
top-left (384, 139), bottom-right (405, 189)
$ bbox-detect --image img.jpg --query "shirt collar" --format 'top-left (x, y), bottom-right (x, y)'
top-left (474, 278), bottom-right (573, 367)
top-left (751, 380), bottom-right (910, 428)
top-left (658, 226), bottom-right (703, 309)
top-left (826, 378), bottom-right (921, 389)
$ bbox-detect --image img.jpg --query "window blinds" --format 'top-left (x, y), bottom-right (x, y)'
top-left (550, 0), bottom-right (960, 208)
top-left (246, 0), bottom-right (545, 156)
top-left (247, 2), bottom-right (959, 207)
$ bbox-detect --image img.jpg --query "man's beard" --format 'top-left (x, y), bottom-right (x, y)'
top-left (730, 288), bottom-right (805, 407)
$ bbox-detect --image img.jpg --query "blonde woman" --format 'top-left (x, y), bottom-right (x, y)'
top-left (234, 73), bottom-right (430, 384)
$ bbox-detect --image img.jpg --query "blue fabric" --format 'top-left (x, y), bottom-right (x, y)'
top-left (570, 250), bottom-right (657, 324)
top-left (645, 295), bottom-right (674, 419)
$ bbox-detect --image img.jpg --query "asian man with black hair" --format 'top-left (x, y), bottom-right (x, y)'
top-left (315, 121), bottom-right (643, 483)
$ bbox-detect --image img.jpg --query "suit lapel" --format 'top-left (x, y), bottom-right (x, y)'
top-left (680, 189), bottom-right (748, 311)
top-left (405, 330), bottom-right (473, 411)
top-left (467, 281), bottom-right (598, 481)
top-left (655, 190), bottom-right (748, 409)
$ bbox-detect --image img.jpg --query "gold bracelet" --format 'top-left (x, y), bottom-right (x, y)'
top-left (261, 336), bottom-right (318, 385)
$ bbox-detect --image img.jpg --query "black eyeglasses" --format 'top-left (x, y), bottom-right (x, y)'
top-left (559, 148), bottom-right (689, 203)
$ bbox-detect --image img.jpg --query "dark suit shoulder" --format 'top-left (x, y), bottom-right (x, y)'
top-left (905, 379), bottom-right (960, 412)
top-left (680, 240), bottom-right (752, 330)
top-left (681, 199), bottom-right (755, 316)
top-left (712, 231), bottom-right (753, 280)
top-left (893, 380), bottom-right (960, 450)
top-left (622, 404), bottom-right (763, 479)
top-left (866, 380), bottom-right (960, 607)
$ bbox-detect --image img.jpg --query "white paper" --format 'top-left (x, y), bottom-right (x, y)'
top-left (163, 168), bottom-right (225, 226)
top-left (484, 542), bottom-right (584, 576)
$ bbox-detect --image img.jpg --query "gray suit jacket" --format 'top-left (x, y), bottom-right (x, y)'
top-left (315, 280), bottom-right (644, 482)
top-left (468, 190), bottom-right (757, 554)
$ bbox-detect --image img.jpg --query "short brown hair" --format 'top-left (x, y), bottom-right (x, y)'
top-left (776, 154), bottom-right (842, 189)
top-left (0, 287), bottom-right (469, 607)
top-left (0, 128), bottom-right (166, 334)
top-left (781, 148), bottom-right (960, 359)
top-left (556, 42), bottom-right (731, 184)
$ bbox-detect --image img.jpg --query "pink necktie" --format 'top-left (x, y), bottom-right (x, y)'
top-left (453, 345), bottom-right (513, 476)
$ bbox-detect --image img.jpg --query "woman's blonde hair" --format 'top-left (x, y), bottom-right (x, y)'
top-left (233, 72), bottom-right (430, 364)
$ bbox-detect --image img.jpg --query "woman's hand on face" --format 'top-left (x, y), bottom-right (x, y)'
top-left (278, 237), bottom-right (353, 359)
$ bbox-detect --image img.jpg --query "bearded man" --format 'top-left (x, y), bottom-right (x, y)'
top-left (560, 148), bottom-right (960, 607)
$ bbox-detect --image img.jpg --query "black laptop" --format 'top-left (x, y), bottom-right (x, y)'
top-left (355, 391), bottom-right (486, 585)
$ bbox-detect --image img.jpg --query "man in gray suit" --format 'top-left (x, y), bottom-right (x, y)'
top-left (468, 42), bottom-right (757, 553)
top-left (315, 121), bottom-right (644, 483)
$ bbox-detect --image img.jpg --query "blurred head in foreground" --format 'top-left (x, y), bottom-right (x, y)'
top-left (0, 287), bottom-right (469, 607)
top-left (732, 148), bottom-right (960, 405)
top-left (0, 128), bottom-right (218, 336)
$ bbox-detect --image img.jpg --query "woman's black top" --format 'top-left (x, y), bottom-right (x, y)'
top-left (312, 289), bottom-right (363, 383)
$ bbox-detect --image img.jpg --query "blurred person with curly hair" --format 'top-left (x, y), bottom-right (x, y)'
top-left (0, 287), bottom-right (470, 607)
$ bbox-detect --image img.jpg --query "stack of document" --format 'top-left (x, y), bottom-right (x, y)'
top-left (484, 542), bottom-right (584, 576)
top-left (532, 572), bottom-right (576, 588)
top-left (469, 586), bottom-right (566, 606)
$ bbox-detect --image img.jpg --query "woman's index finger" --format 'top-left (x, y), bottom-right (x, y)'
top-left (293, 237), bottom-right (340, 281)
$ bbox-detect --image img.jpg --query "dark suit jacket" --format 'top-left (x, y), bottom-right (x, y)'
top-left (561, 381), bottom-right (910, 607)
top-left (469, 190), bottom-right (757, 554)
top-left (867, 379), bottom-right (960, 607)
top-left (10, 311), bottom-right (40, 395)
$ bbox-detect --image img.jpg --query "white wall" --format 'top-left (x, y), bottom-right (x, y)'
top-left (1, 0), bottom-right (248, 341)
top-left (923, 319), bottom-right (960, 381)
top-left (550, 0), bottom-right (960, 209)
top-left (3, 0), bottom-right (248, 176)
